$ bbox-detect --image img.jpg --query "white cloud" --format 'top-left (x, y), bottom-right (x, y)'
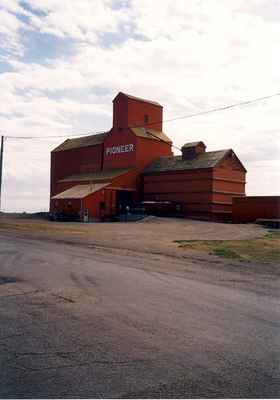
top-left (24, 0), bottom-right (131, 42)
top-left (0, 7), bottom-right (25, 58)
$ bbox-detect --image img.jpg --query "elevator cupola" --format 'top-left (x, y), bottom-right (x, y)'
top-left (181, 141), bottom-right (206, 160)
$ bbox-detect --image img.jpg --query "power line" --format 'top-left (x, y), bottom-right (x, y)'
top-left (4, 91), bottom-right (280, 140)
top-left (137, 91), bottom-right (280, 128)
top-left (139, 129), bottom-right (182, 152)
top-left (5, 130), bottom-right (108, 140)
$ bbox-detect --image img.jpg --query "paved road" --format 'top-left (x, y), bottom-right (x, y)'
top-left (0, 232), bottom-right (279, 398)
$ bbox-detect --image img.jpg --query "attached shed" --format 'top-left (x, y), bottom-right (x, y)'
top-left (51, 183), bottom-right (110, 220)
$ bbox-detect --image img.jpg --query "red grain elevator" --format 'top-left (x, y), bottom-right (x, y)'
top-left (50, 92), bottom-right (172, 220)
top-left (50, 92), bottom-right (246, 221)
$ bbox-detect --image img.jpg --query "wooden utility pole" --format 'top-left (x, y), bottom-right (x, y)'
top-left (0, 135), bottom-right (4, 211)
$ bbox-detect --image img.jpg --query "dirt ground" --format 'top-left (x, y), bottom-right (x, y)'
top-left (0, 215), bottom-right (268, 258)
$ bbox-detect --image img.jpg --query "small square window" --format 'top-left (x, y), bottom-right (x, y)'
top-left (144, 114), bottom-right (149, 124)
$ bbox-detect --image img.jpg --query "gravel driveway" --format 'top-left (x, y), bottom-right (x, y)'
top-left (0, 216), bottom-right (268, 257)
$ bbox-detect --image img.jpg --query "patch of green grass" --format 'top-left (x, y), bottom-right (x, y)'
top-left (212, 247), bottom-right (240, 259)
top-left (174, 232), bottom-right (280, 263)
top-left (265, 230), bottom-right (280, 239)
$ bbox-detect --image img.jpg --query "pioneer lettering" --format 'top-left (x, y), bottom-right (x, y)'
top-left (106, 144), bottom-right (134, 155)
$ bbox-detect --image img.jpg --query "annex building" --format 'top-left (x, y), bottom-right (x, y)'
top-left (50, 92), bottom-right (247, 221)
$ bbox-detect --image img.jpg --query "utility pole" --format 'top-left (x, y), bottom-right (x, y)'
top-left (0, 135), bottom-right (4, 212)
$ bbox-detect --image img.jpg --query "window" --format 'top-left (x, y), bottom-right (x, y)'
top-left (144, 114), bottom-right (149, 124)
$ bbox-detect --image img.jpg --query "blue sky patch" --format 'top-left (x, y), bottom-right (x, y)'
top-left (20, 1), bottom-right (48, 17)
top-left (98, 22), bottom-right (148, 48)
top-left (110, 0), bottom-right (131, 11)
top-left (0, 61), bottom-right (15, 73)
top-left (21, 31), bottom-right (77, 64)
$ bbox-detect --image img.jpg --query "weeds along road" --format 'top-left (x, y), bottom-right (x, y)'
top-left (0, 231), bottom-right (279, 398)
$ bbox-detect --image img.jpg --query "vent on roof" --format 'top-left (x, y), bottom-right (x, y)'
top-left (181, 141), bottom-right (206, 160)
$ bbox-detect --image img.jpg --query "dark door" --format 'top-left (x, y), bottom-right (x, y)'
top-left (116, 190), bottom-right (134, 214)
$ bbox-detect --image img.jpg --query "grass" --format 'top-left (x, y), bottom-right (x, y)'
top-left (175, 231), bottom-right (280, 263)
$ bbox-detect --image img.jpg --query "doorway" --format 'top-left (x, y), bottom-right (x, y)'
top-left (116, 190), bottom-right (134, 214)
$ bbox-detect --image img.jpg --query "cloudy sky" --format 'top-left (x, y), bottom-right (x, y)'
top-left (0, 0), bottom-right (279, 212)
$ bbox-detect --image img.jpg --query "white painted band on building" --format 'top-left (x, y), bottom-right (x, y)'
top-left (106, 144), bottom-right (134, 155)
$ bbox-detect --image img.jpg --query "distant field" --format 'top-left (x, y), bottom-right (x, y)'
top-left (0, 211), bottom-right (49, 219)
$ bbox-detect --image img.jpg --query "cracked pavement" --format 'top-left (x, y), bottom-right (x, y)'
top-left (0, 231), bottom-right (279, 398)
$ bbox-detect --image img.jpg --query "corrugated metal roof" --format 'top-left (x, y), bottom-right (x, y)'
top-left (144, 150), bottom-right (230, 173)
top-left (59, 168), bottom-right (132, 183)
top-left (52, 132), bottom-right (107, 152)
top-left (52, 183), bottom-right (110, 200)
top-left (114, 92), bottom-right (162, 107)
top-left (131, 127), bottom-right (172, 143)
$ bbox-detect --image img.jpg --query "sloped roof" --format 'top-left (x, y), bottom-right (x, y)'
top-left (131, 127), bottom-right (172, 143)
top-left (59, 168), bottom-right (132, 183)
top-left (52, 126), bottom-right (171, 153)
top-left (52, 132), bottom-right (107, 152)
top-left (114, 92), bottom-right (162, 107)
top-left (52, 183), bottom-right (110, 200)
top-left (182, 141), bottom-right (205, 148)
top-left (144, 150), bottom-right (231, 173)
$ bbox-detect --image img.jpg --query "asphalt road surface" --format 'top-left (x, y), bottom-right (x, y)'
top-left (0, 232), bottom-right (279, 398)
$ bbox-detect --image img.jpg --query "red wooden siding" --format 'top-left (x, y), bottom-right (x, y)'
top-left (232, 196), bottom-right (280, 223)
top-left (50, 144), bottom-right (103, 196)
